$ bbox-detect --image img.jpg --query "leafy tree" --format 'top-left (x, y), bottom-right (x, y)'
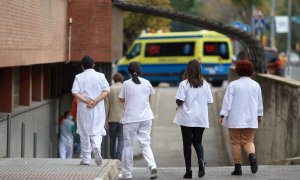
top-left (170, 0), bottom-right (203, 31)
top-left (231, 0), bottom-right (266, 24)
top-left (123, 0), bottom-right (172, 50)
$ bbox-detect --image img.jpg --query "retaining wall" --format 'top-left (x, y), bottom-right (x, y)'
top-left (227, 68), bottom-right (300, 164)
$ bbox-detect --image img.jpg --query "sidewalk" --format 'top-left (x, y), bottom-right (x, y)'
top-left (0, 158), bottom-right (120, 180)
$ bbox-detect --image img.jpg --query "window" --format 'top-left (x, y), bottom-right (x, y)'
top-left (145, 42), bottom-right (195, 57)
top-left (126, 43), bottom-right (142, 59)
top-left (203, 42), bottom-right (229, 59)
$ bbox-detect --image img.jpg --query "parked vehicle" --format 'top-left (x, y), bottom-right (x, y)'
top-left (288, 52), bottom-right (300, 66)
top-left (263, 47), bottom-right (283, 76)
top-left (117, 30), bottom-right (233, 87)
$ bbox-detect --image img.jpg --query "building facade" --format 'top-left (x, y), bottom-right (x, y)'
top-left (0, 0), bottom-right (123, 158)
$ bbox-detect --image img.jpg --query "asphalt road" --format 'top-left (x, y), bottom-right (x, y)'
top-left (134, 84), bottom-right (230, 168)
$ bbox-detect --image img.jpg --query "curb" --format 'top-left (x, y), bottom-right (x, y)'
top-left (96, 160), bottom-right (120, 180)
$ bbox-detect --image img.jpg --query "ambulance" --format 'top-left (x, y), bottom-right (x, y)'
top-left (117, 30), bottom-right (233, 86)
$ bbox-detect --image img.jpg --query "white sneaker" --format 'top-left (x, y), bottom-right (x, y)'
top-left (117, 173), bottom-right (132, 179)
top-left (79, 159), bottom-right (90, 165)
top-left (92, 147), bottom-right (102, 166)
top-left (149, 166), bottom-right (158, 179)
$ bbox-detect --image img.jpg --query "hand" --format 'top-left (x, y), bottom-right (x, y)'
top-left (104, 121), bottom-right (109, 131)
top-left (217, 117), bottom-right (223, 126)
top-left (258, 116), bottom-right (263, 125)
top-left (87, 100), bottom-right (96, 108)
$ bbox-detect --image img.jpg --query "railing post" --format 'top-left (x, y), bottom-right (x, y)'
top-left (21, 122), bottom-right (25, 158)
top-left (6, 113), bottom-right (11, 158)
top-left (33, 132), bottom-right (37, 158)
top-left (49, 143), bottom-right (52, 158)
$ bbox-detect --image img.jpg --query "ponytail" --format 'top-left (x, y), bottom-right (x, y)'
top-left (128, 62), bottom-right (141, 84)
top-left (131, 72), bottom-right (141, 84)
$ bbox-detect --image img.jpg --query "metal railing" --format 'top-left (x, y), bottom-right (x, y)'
top-left (285, 66), bottom-right (300, 81)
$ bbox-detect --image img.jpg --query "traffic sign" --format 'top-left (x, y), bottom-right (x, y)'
top-left (254, 17), bottom-right (266, 31)
top-left (232, 21), bottom-right (242, 29)
top-left (231, 21), bottom-right (251, 33)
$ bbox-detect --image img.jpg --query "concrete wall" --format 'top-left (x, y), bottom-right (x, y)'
top-left (0, 100), bottom-right (59, 158)
top-left (227, 68), bottom-right (300, 164)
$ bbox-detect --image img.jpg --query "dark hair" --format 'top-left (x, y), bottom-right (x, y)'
top-left (235, 60), bottom-right (253, 77)
top-left (58, 111), bottom-right (70, 127)
top-left (183, 59), bottom-right (203, 88)
top-left (81, 55), bottom-right (94, 70)
top-left (128, 62), bottom-right (141, 84)
top-left (113, 73), bottom-right (124, 83)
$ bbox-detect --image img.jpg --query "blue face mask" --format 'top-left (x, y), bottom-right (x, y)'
top-left (67, 115), bottom-right (73, 120)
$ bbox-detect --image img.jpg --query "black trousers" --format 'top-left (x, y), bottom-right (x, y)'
top-left (180, 125), bottom-right (205, 171)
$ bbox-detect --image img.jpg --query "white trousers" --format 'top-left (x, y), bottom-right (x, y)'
top-left (80, 133), bottom-right (103, 161)
top-left (59, 140), bottom-right (73, 159)
top-left (121, 120), bottom-right (157, 177)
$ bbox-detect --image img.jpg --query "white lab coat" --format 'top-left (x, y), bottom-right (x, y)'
top-left (173, 80), bottom-right (213, 128)
top-left (220, 77), bottom-right (263, 128)
top-left (72, 69), bottom-right (110, 136)
top-left (119, 77), bottom-right (155, 124)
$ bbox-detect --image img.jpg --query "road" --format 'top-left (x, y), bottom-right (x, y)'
top-left (134, 84), bottom-right (230, 168)
top-left (129, 83), bottom-right (300, 180)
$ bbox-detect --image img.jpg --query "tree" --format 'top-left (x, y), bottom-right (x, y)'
top-left (170, 0), bottom-right (203, 31)
top-left (123, 0), bottom-right (172, 50)
top-left (228, 0), bottom-right (265, 25)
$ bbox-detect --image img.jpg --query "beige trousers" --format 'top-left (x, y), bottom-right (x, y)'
top-left (229, 128), bottom-right (256, 164)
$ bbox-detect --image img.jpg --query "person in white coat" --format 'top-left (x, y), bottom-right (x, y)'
top-left (173, 59), bottom-right (213, 179)
top-left (72, 55), bottom-right (110, 166)
top-left (118, 62), bottom-right (158, 179)
top-left (218, 60), bottom-right (263, 176)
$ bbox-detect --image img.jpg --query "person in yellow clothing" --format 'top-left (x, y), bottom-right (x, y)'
top-left (105, 73), bottom-right (124, 160)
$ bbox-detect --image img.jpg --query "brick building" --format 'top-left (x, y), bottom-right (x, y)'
top-left (0, 0), bottom-right (123, 158)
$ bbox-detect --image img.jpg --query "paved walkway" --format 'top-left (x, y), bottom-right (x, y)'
top-left (134, 86), bottom-right (229, 167)
top-left (0, 158), bottom-right (119, 180)
top-left (0, 158), bottom-right (300, 179)
top-left (131, 165), bottom-right (300, 180)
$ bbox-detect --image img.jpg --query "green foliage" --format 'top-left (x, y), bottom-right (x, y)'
top-left (170, 0), bottom-right (203, 31)
top-left (123, 0), bottom-right (172, 47)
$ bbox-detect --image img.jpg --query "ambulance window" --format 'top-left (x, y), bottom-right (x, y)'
top-left (126, 43), bottom-right (141, 59)
top-left (145, 42), bottom-right (195, 57)
top-left (203, 42), bottom-right (229, 59)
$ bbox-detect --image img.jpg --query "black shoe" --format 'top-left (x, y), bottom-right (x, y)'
top-left (198, 160), bottom-right (205, 178)
top-left (183, 170), bottom-right (192, 179)
top-left (231, 164), bottom-right (242, 175)
top-left (249, 153), bottom-right (258, 174)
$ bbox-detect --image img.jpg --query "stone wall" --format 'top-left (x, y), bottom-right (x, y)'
top-left (0, 100), bottom-right (59, 158)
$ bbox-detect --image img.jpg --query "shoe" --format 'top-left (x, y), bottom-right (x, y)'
top-left (183, 170), bottom-right (192, 179)
top-left (79, 159), bottom-right (90, 165)
top-left (198, 159), bottom-right (205, 177)
top-left (249, 153), bottom-right (258, 174)
top-left (92, 147), bottom-right (103, 166)
top-left (231, 164), bottom-right (242, 175)
top-left (117, 173), bottom-right (132, 179)
top-left (149, 166), bottom-right (158, 179)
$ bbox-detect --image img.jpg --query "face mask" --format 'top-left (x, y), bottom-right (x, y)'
top-left (67, 115), bottom-right (73, 120)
